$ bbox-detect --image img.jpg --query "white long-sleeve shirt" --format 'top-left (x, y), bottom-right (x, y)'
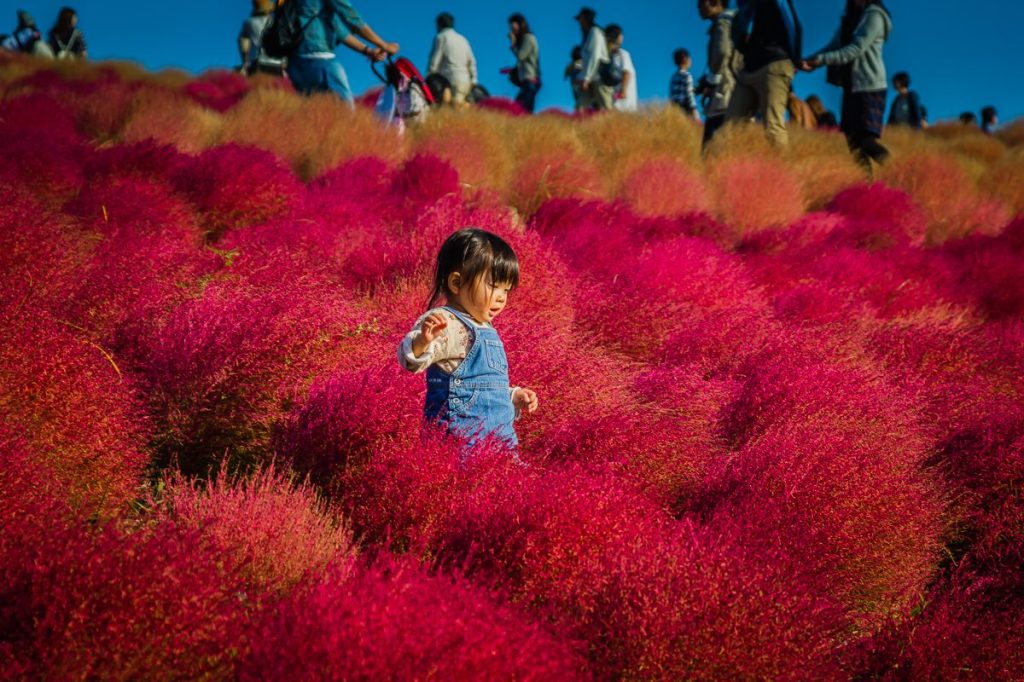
top-left (580, 26), bottom-right (608, 85)
top-left (427, 28), bottom-right (477, 87)
top-left (613, 48), bottom-right (638, 111)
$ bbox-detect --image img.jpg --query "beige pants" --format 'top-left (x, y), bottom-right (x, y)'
top-left (578, 82), bottom-right (614, 112)
top-left (726, 59), bottom-right (796, 147)
top-left (452, 81), bottom-right (473, 106)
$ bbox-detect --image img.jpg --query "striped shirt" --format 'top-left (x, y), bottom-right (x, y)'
top-left (670, 69), bottom-right (697, 113)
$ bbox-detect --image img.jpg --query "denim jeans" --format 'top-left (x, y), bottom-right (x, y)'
top-left (516, 80), bottom-right (540, 114)
top-left (287, 55), bottom-right (354, 106)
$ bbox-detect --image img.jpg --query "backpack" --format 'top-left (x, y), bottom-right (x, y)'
top-left (261, 0), bottom-right (322, 59)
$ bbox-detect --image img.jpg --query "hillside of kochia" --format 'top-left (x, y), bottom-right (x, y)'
top-left (1, 55), bottom-right (1022, 680)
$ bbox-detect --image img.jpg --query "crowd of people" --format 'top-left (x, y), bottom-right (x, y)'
top-left (0, 3), bottom-right (1009, 169)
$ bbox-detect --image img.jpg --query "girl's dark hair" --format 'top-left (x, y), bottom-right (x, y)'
top-left (427, 229), bottom-right (520, 309)
top-left (509, 13), bottom-right (532, 47)
top-left (52, 7), bottom-right (77, 34)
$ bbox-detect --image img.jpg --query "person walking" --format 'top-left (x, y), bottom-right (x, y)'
top-left (698, 0), bottom-right (738, 147)
top-left (669, 49), bottom-right (700, 121)
top-left (565, 46), bottom-right (584, 111)
top-left (726, 0), bottom-right (802, 147)
top-left (428, 13), bottom-right (478, 108)
top-left (48, 7), bottom-right (86, 60)
top-left (574, 7), bottom-right (613, 112)
top-left (238, 0), bottom-right (283, 76)
top-left (803, 0), bottom-right (892, 172)
top-left (508, 13), bottom-right (540, 113)
top-left (288, 0), bottom-right (398, 105)
top-left (887, 71), bottom-right (924, 128)
top-left (605, 24), bottom-right (637, 112)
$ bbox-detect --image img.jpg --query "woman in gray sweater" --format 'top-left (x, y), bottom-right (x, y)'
top-left (508, 13), bottom-right (540, 113)
top-left (803, 0), bottom-right (892, 171)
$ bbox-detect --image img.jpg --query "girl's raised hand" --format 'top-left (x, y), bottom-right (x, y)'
top-left (513, 387), bottom-right (539, 414)
top-left (411, 312), bottom-right (448, 358)
top-left (420, 312), bottom-right (448, 344)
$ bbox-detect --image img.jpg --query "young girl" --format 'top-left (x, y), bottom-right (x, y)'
top-left (397, 228), bottom-right (538, 449)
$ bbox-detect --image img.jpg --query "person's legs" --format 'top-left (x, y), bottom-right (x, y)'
top-left (325, 58), bottom-right (355, 107)
top-left (452, 81), bottom-right (472, 107)
top-left (702, 114), bottom-right (727, 150)
top-left (762, 59), bottom-right (795, 147)
top-left (847, 130), bottom-right (889, 171)
top-left (725, 69), bottom-right (759, 124)
top-left (594, 84), bottom-right (615, 111)
top-left (516, 81), bottom-right (539, 113)
top-left (286, 57), bottom-right (316, 95)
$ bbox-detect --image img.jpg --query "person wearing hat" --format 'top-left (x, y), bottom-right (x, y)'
top-left (575, 7), bottom-right (613, 111)
top-left (2, 10), bottom-right (54, 57)
top-left (239, 0), bottom-right (284, 76)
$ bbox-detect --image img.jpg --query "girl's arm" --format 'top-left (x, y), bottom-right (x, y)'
top-left (397, 309), bottom-right (470, 374)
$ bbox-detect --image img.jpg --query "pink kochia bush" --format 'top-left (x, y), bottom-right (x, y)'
top-left (240, 555), bottom-right (589, 681)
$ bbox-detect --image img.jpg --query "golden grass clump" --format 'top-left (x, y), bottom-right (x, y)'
top-left (981, 148), bottom-right (1024, 216)
top-left (411, 108), bottom-right (514, 194)
top-left (120, 85), bottom-right (221, 154)
top-left (220, 87), bottom-right (405, 180)
top-left (879, 149), bottom-right (1011, 243)
top-left (786, 126), bottom-right (865, 209)
top-left (709, 153), bottom-right (805, 236)
top-left (576, 107), bottom-right (703, 192)
top-left (620, 156), bottom-right (712, 218)
top-left (491, 113), bottom-right (604, 214)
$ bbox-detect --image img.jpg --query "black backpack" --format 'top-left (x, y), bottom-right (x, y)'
top-left (261, 1), bottom-right (322, 59)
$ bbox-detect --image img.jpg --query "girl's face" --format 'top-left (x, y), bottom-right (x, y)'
top-left (447, 272), bottom-right (512, 324)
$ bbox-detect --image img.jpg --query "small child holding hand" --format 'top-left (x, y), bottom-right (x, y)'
top-left (398, 228), bottom-right (538, 451)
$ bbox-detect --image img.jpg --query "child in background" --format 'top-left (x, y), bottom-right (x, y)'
top-left (887, 72), bottom-right (924, 129)
top-left (398, 229), bottom-right (538, 452)
top-left (670, 48), bottom-right (701, 122)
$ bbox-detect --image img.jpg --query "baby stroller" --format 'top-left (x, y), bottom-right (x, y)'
top-left (372, 56), bottom-right (434, 133)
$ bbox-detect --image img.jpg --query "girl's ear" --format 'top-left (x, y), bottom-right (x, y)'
top-left (446, 272), bottom-right (462, 296)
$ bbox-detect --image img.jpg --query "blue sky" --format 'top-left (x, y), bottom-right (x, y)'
top-left (10, 1), bottom-right (1022, 122)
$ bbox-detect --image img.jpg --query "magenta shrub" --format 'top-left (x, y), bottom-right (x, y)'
top-left (240, 555), bottom-right (589, 681)
top-left (171, 143), bottom-right (304, 239)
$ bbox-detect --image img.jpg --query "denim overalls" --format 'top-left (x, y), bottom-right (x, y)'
top-left (424, 306), bottom-right (518, 448)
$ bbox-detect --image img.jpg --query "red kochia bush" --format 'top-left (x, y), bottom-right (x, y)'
top-left (10, 522), bottom-right (251, 680)
top-left (240, 555), bottom-right (589, 681)
top-left (0, 314), bottom-right (148, 518)
top-left (437, 464), bottom-right (846, 678)
top-left (153, 465), bottom-right (357, 595)
top-left (59, 176), bottom-right (216, 351)
top-left (171, 143), bottom-right (305, 239)
top-left (709, 354), bottom-right (946, 624)
top-left (183, 69), bottom-right (251, 112)
top-left (138, 267), bottom-right (369, 475)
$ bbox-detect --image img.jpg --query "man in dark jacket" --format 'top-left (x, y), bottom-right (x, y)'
top-left (725, 0), bottom-right (802, 147)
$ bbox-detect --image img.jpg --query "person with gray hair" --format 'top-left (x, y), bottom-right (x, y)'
top-left (428, 12), bottom-right (478, 107)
